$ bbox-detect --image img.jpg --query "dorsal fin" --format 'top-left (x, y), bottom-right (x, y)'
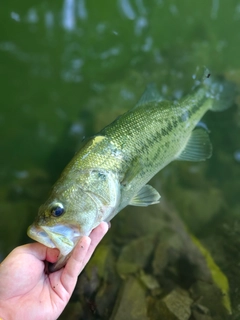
top-left (134, 83), bottom-right (163, 109)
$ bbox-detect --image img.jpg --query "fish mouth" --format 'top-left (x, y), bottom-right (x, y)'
top-left (27, 224), bottom-right (82, 256)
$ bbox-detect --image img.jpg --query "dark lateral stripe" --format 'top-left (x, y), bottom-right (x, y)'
top-left (157, 95), bottom-right (208, 139)
top-left (132, 95), bottom-right (208, 160)
top-left (137, 117), bottom-right (179, 156)
top-left (184, 96), bottom-right (207, 119)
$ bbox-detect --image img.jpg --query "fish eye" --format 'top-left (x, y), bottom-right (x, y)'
top-left (50, 203), bottom-right (65, 217)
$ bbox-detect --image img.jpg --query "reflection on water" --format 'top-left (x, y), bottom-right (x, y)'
top-left (211, 0), bottom-right (219, 20)
top-left (1, 0), bottom-right (240, 319)
top-left (118, 0), bottom-right (136, 20)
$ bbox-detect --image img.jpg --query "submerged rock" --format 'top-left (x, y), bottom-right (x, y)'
top-left (110, 276), bottom-right (148, 320)
top-left (148, 288), bottom-right (192, 320)
top-left (190, 280), bottom-right (229, 320)
top-left (171, 186), bottom-right (226, 233)
top-left (116, 235), bottom-right (157, 276)
top-left (139, 270), bottom-right (160, 292)
top-left (59, 302), bottom-right (83, 320)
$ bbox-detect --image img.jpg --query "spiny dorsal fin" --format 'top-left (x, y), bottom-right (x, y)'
top-left (129, 185), bottom-right (161, 207)
top-left (134, 83), bottom-right (162, 109)
top-left (176, 127), bottom-right (212, 162)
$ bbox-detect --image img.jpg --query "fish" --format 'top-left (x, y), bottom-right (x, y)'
top-left (27, 67), bottom-right (235, 272)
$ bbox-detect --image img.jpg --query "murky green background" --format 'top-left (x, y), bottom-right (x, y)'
top-left (1, 0), bottom-right (240, 319)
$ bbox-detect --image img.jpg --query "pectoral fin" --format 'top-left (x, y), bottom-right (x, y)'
top-left (177, 127), bottom-right (212, 161)
top-left (129, 185), bottom-right (161, 207)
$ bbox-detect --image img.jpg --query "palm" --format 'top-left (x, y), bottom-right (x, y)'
top-left (0, 222), bottom-right (108, 320)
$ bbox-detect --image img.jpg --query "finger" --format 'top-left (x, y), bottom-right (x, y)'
top-left (11, 243), bottom-right (47, 259)
top-left (59, 236), bottom-right (91, 294)
top-left (58, 222), bottom-right (108, 295)
top-left (15, 243), bottom-right (59, 263)
top-left (45, 247), bottom-right (60, 263)
top-left (82, 221), bottom-right (109, 266)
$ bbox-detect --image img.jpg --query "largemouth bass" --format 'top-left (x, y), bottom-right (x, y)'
top-left (27, 68), bottom-right (235, 271)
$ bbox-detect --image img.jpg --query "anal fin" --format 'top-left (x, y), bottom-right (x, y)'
top-left (129, 185), bottom-right (161, 207)
top-left (177, 127), bottom-right (212, 162)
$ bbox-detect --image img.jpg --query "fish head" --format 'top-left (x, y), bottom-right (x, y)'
top-left (27, 169), bottom-right (119, 270)
top-left (27, 185), bottom-right (99, 257)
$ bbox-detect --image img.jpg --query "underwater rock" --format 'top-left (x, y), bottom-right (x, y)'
top-left (111, 203), bottom-right (169, 243)
top-left (190, 280), bottom-right (229, 319)
top-left (191, 302), bottom-right (213, 320)
top-left (116, 235), bottom-right (157, 276)
top-left (151, 206), bottom-right (212, 286)
top-left (148, 288), bottom-right (192, 320)
top-left (93, 246), bottom-right (121, 318)
top-left (95, 278), bottom-right (121, 318)
top-left (58, 302), bottom-right (83, 320)
top-left (85, 244), bottom-right (115, 280)
top-left (110, 276), bottom-right (148, 320)
top-left (74, 244), bottom-right (121, 318)
top-left (191, 311), bottom-right (213, 320)
top-left (161, 288), bottom-right (192, 320)
top-left (200, 211), bottom-right (240, 319)
top-left (139, 270), bottom-right (160, 292)
top-left (172, 186), bottom-right (225, 233)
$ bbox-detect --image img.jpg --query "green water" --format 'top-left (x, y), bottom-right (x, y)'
top-left (1, 1), bottom-right (240, 319)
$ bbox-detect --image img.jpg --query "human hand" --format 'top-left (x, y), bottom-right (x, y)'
top-left (0, 221), bottom-right (109, 320)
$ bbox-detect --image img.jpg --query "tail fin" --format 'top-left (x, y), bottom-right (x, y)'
top-left (207, 76), bottom-right (237, 112)
top-left (193, 66), bottom-right (237, 112)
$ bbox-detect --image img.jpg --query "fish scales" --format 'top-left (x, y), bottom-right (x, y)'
top-left (27, 70), bottom-right (235, 271)
top-left (100, 92), bottom-right (211, 190)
